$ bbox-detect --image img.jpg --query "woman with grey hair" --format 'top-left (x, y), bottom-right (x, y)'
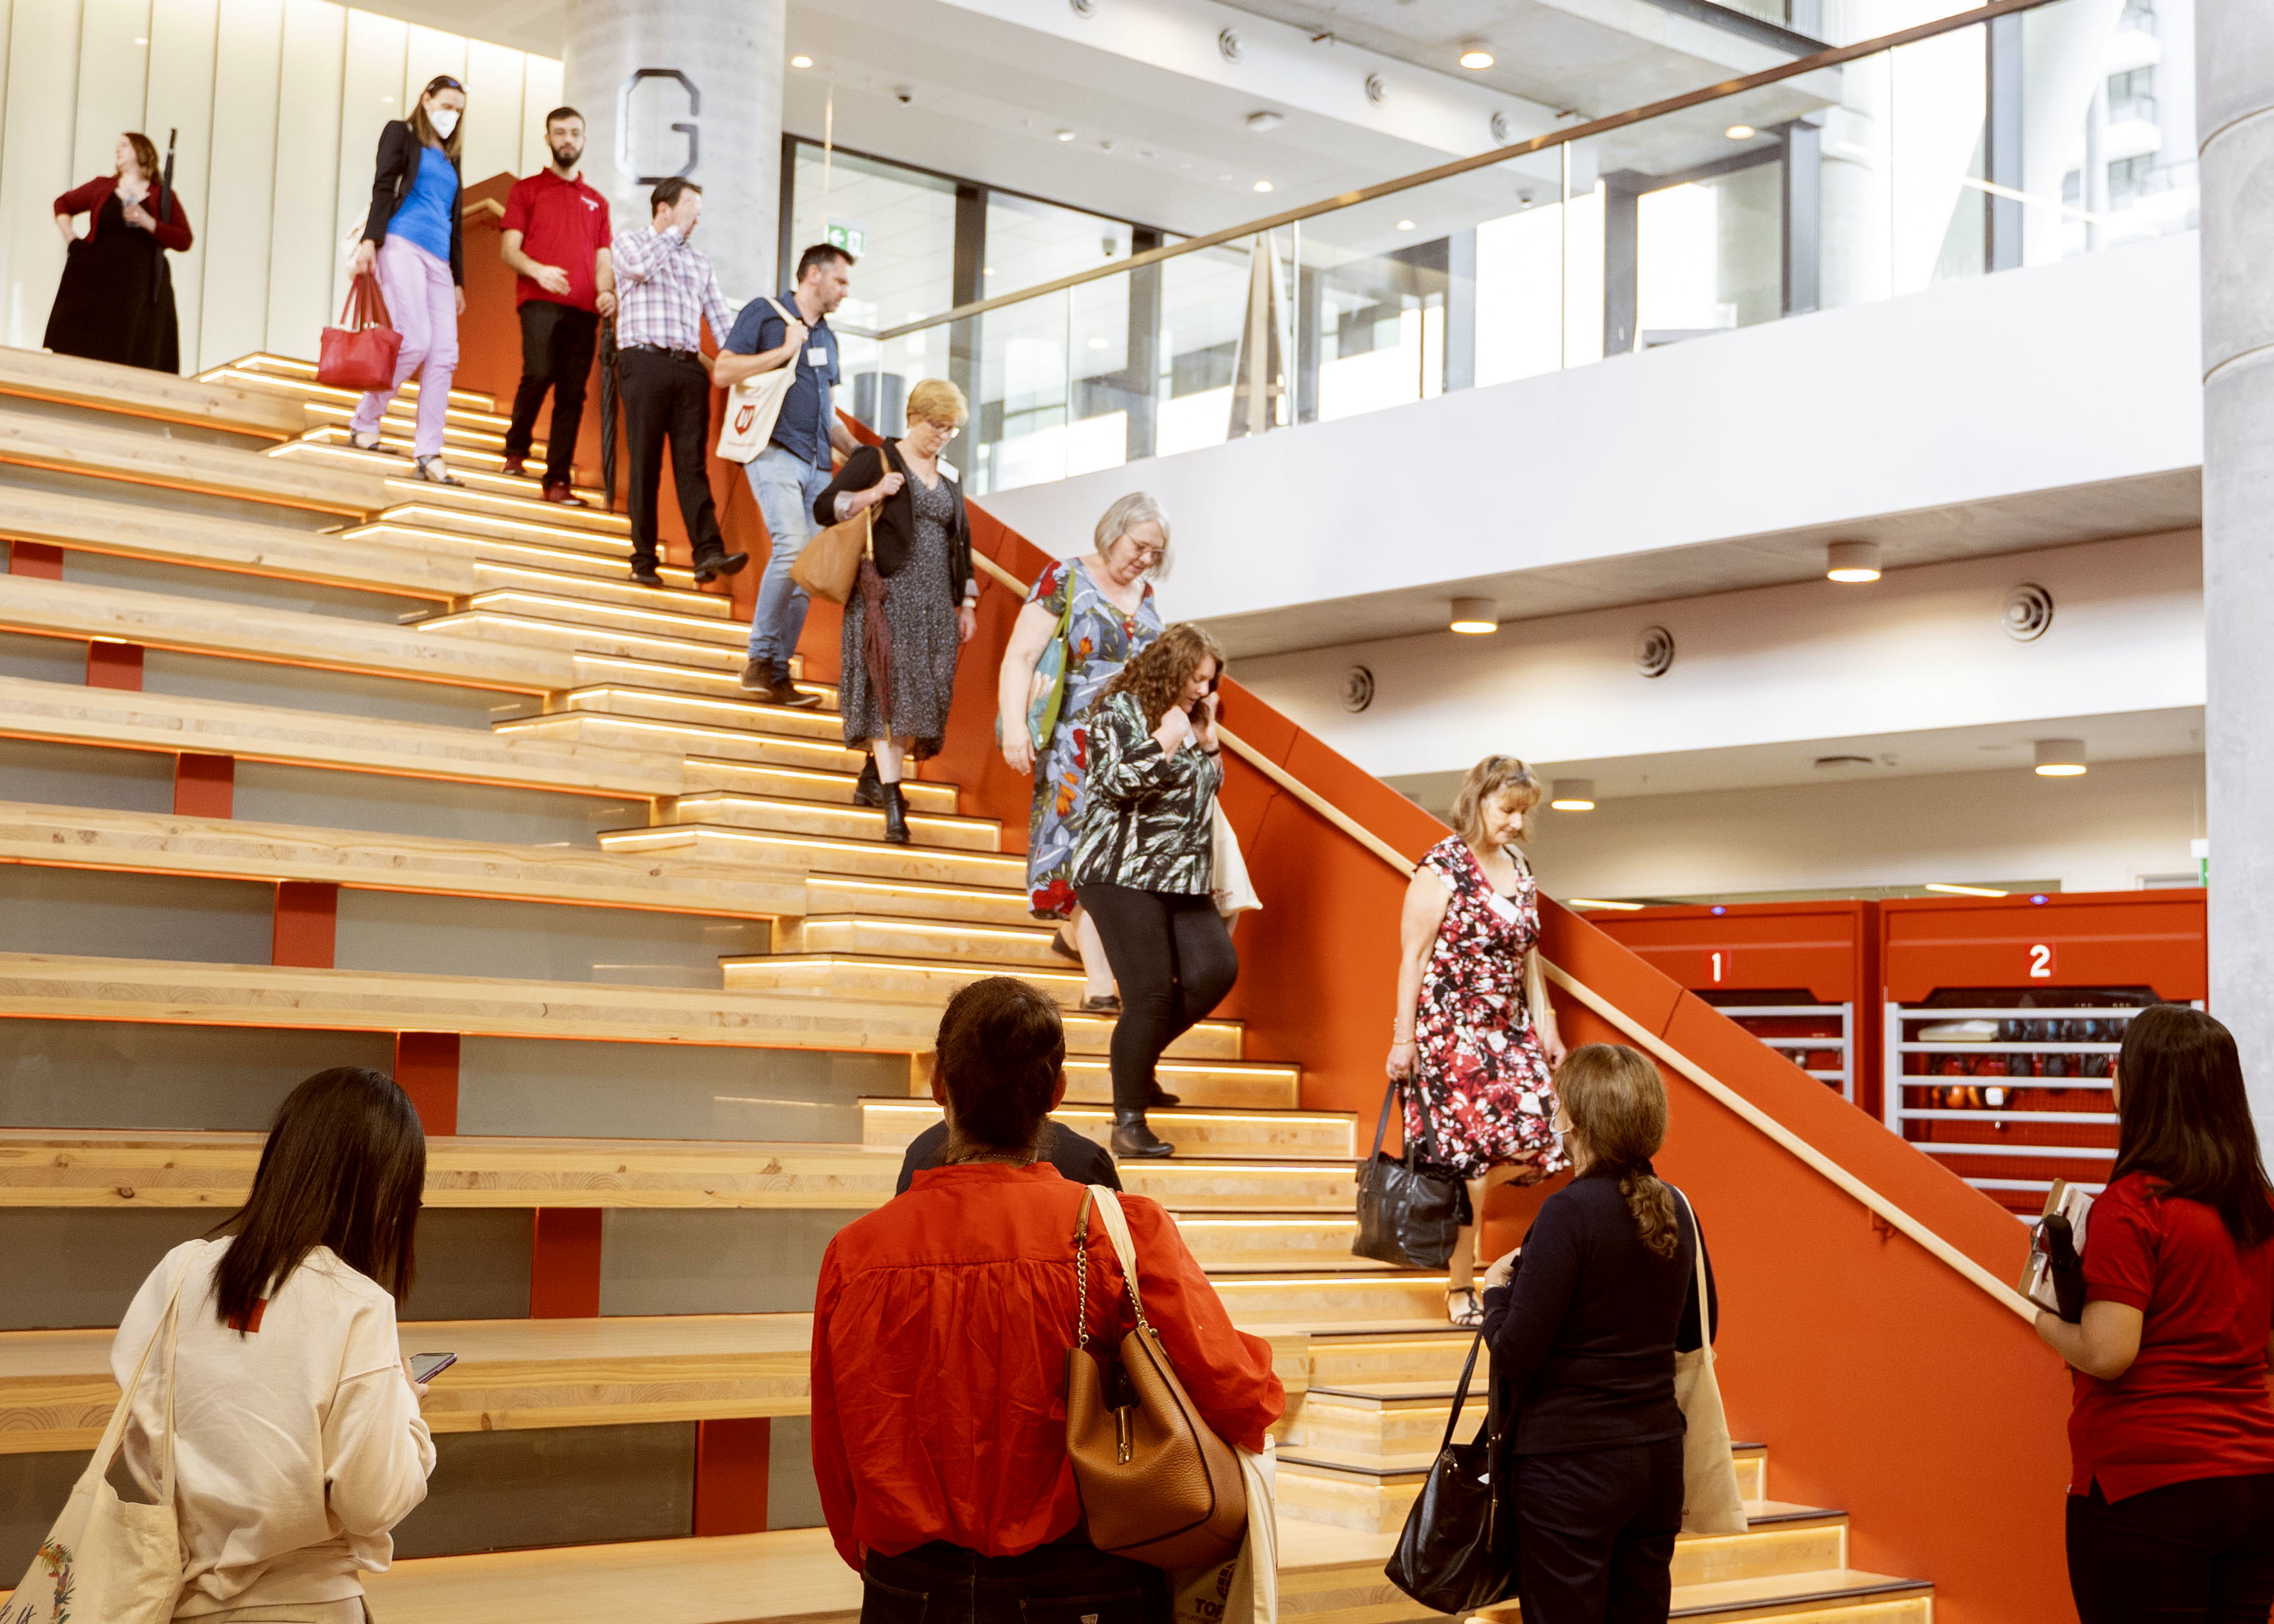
top-left (997, 492), bottom-right (1170, 1023)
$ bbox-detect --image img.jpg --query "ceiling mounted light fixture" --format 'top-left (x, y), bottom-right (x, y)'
top-left (1395, 218), bottom-right (1417, 231)
top-left (1252, 179), bottom-right (1274, 192)
top-left (1449, 597), bottom-right (1498, 634)
top-left (1460, 44), bottom-right (1495, 69)
top-left (1926, 882), bottom-right (2008, 897)
top-left (1245, 110), bottom-right (1285, 131)
top-left (1826, 540), bottom-right (1881, 582)
top-left (1055, 129), bottom-right (1077, 141)
top-left (1567, 897), bottom-right (1646, 911)
top-left (1549, 778), bottom-right (1596, 811)
top-left (789, 54), bottom-right (813, 67)
top-left (1725, 123), bottom-right (1757, 140)
top-left (2034, 738), bottom-right (2088, 777)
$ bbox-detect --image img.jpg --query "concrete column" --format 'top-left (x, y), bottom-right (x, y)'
top-left (2199, 0), bottom-right (2274, 1126)
top-left (563, 0), bottom-right (785, 306)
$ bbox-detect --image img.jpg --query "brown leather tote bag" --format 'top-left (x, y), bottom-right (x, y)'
top-left (1064, 1185), bottom-right (1247, 1571)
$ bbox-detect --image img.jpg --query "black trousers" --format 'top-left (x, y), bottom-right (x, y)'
top-left (1513, 1437), bottom-right (1685, 1624)
top-left (1074, 882), bottom-right (1237, 1113)
top-left (2067, 1472), bottom-right (2274, 1623)
top-left (861, 1539), bottom-right (1167, 1624)
top-left (504, 300), bottom-right (599, 488)
top-left (616, 346), bottom-right (725, 568)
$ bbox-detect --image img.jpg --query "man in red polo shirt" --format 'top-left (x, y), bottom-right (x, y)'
top-left (499, 107), bottom-right (615, 505)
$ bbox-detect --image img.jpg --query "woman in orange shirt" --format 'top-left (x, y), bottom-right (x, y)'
top-left (810, 976), bottom-right (1283, 1621)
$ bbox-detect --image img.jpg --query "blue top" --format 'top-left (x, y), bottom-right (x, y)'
top-left (723, 291), bottom-right (839, 467)
top-left (390, 144), bottom-right (458, 263)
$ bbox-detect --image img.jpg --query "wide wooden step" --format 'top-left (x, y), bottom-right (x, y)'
top-left (791, 912), bottom-right (1055, 965)
top-left (0, 1132), bottom-right (902, 1213)
top-left (1210, 1274), bottom-right (1455, 1326)
top-left (0, 1312), bottom-right (814, 1453)
top-left (289, 424), bottom-right (602, 502)
top-left (725, 953), bottom-right (1082, 1006)
top-left (420, 608), bottom-right (748, 672)
top-left (604, 825), bottom-right (1027, 889)
top-left (344, 515), bottom-right (697, 590)
top-left (508, 712), bottom-right (856, 773)
top-left (455, 593), bottom-right (749, 649)
top-left (563, 686), bottom-right (848, 738)
top-left (680, 795), bottom-right (1000, 852)
top-left (0, 345), bottom-right (303, 438)
top-left (803, 872), bottom-right (1033, 927)
top-left (1175, 1214), bottom-right (1389, 1273)
top-left (0, 403), bottom-right (379, 515)
top-left (201, 352), bottom-right (500, 416)
top-left (300, 399), bottom-right (539, 459)
top-left (566, 655), bottom-right (829, 705)
top-left (0, 484), bottom-right (471, 599)
top-left (861, 1099), bottom-right (1346, 1156)
top-left (0, 677), bottom-right (679, 799)
top-left (471, 561), bottom-right (733, 621)
top-left (0, 573), bottom-right (571, 694)
top-left (1052, 1057), bottom-right (1302, 1111)
top-left (0, 800), bottom-right (804, 917)
top-left (1117, 1159), bottom-right (1353, 1211)
top-left (683, 763), bottom-right (958, 816)
top-left (379, 480), bottom-right (632, 538)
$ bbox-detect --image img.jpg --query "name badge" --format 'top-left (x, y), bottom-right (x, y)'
top-left (1484, 888), bottom-right (1519, 923)
top-left (806, 346), bottom-right (828, 366)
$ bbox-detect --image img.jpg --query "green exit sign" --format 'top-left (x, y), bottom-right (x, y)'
top-left (826, 222), bottom-right (866, 256)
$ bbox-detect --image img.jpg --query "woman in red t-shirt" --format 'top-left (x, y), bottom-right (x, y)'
top-left (2034, 1004), bottom-right (2274, 1623)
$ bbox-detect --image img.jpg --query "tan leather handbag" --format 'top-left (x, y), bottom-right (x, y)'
top-left (1065, 1185), bottom-right (1247, 1571)
top-left (791, 446), bottom-right (896, 606)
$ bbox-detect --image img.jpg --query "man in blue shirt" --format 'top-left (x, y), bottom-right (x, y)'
top-left (714, 244), bottom-right (861, 707)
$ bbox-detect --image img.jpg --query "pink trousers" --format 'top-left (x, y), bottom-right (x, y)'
top-left (348, 234), bottom-right (457, 458)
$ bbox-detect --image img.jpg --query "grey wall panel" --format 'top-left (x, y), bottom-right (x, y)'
top-left (58, 552), bottom-right (420, 622)
top-left (142, 650), bottom-right (538, 731)
top-left (335, 893), bottom-right (768, 989)
top-left (0, 866), bottom-right (274, 965)
top-left (231, 762), bottom-right (635, 849)
top-left (599, 1209), bottom-right (851, 1318)
top-left (0, 1020), bottom-right (393, 1129)
top-left (769, 1413), bottom-right (824, 1530)
top-left (0, 628), bottom-right (86, 686)
top-left (396, 1209), bottom-right (533, 1324)
top-left (458, 1037), bottom-right (896, 1143)
top-left (0, 1449), bottom-right (88, 1582)
top-left (391, 1423), bottom-right (694, 1557)
top-left (0, 736), bottom-right (175, 815)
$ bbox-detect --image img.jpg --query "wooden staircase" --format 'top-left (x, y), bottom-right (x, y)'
top-left (0, 348), bottom-right (1939, 1622)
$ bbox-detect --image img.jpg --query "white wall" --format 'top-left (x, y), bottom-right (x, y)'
top-left (1238, 529), bottom-right (2204, 782)
top-left (0, 0), bottom-right (563, 372)
top-left (978, 229), bottom-right (2204, 626)
top-left (1523, 754), bottom-right (2205, 901)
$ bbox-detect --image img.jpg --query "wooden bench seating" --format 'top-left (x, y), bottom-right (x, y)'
top-left (0, 484), bottom-right (473, 599)
top-left (0, 346), bottom-right (305, 439)
top-left (0, 574), bottom-right (570, 692)
top-left (0, 678), bottom-right (680, 799)
top-left (0, 801), bottom-right (802, 917)
top-left (0, 404), bottom-right (380, 514)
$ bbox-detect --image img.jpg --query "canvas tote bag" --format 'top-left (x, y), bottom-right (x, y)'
top-left (715, 298), bottom-right (802, 463)
top-left (1672, 1188), bottom-right (1748, 1534)
top-left (2, 1245), bottom-right (201, 1624)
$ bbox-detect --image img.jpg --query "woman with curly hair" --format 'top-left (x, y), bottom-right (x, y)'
top-left (1071, 621), bottom-right (1231, 1159)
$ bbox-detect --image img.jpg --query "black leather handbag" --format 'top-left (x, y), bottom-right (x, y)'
top-left (1386, 1329), bottom-right (1517, 1613)
top-left (1353, 1079), bottom-right (1466, 1268)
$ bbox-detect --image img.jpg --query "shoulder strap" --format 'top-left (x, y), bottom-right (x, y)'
top-left (1086, 1184), bottom-right (1153, 1333)
top-left (1673, 1187), bottom-right (1714, 1356)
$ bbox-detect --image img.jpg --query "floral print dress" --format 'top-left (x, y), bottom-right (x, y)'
top-left (1403, 836), bottom-right (1567, 1180)
top-left (1023, 558), bottom-right (1162, 919)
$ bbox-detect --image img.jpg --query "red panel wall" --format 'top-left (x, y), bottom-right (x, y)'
top-left (1881, 890), bottom-right (2207, 1005)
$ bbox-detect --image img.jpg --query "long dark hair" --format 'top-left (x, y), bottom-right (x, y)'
top-left (934, 977), bottom-right (1064, 1155)
top-left (211, 1067), bottom-right (426, 1329)
top-left (2110, 1005), bottom-right (2274, 1247)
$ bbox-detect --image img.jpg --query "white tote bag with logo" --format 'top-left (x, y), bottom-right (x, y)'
top-left (1, 1245), bottom-right (200, 1624)
top-left (715, 298), bottom-right (802, 465)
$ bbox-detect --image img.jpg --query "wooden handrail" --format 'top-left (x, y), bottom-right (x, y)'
top-left (975, 544), bottom-right (2033, 1323)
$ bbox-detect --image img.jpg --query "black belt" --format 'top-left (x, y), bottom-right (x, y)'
top-left (624, 342), bottom-right (703, 362)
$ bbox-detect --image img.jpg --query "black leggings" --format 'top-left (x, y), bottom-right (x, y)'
top-left (1075, 882), bottom-right (1238, 1113)
top-left (861, 1539), bottom-right (1167, 1624)
top-left (2067, 1473), bottom-right (2274, 1623)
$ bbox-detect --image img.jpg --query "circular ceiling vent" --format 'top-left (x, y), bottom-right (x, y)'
top-left (1218, 27), bottom-right (1243, 61)
top-left (1489, 110), bottom-right (1513, 145)
top-left (2003, 582), bottom-right (2054, 641)
top-left (1365, 73), bottom-right (1388, 104)
top-left (1813, 754), bottom-right (1875, 771)
top-left (1340, 665), bottom-right (1375, 713)
top-left (1070, 0), bottom-right (1098, 14)
top-left (1634, 625), bottom-right (1675, 680)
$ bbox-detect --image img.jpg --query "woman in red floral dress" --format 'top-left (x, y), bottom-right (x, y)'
top-left (1387, 756), bottom-right (1569, 1326)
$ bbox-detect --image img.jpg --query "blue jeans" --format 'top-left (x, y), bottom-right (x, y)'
top-left (746, 445), bottom-right (835, 676)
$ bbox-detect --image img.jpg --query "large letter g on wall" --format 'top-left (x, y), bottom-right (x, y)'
top-left (618, 68), bottom-right (699, 184)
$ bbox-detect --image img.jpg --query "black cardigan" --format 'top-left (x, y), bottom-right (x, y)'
top-left (360, 120), bottom-right (463, 285)
top-left (813, 442), bottom-right (973, 591)
top-left (1479, 1167), bottom-right (1719, 1456)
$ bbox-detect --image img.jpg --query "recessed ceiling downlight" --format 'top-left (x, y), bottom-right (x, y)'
top-left (1549, 778), bottom-right (1596, 811)
top-left (1450, 597), bottom-right (1497, 634)
top-left (2034, 738), bottom-right (2087, 777)
top-left (1827, 540), bottom-right (1881, 582)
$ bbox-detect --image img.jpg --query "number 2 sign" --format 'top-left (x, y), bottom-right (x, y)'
top-left (2028, 942), bottom-right (2057, 979)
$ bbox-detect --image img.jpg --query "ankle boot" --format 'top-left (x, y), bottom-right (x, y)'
top-left (852, 753), bottom-right (883, 808)
top-left (1111, 1109), bottom-right (1175, 1159)
top-left (1142, 1080), bottom-right (1181, 1109)
top-left (881, 782), bottom-right (911, 845)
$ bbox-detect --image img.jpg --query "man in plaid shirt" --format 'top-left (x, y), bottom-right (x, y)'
top-left (610, 178), bottom-right (748, 589)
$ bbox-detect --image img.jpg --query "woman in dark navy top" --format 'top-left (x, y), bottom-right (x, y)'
top-left (1480, 1043), bottom-right (1716, 1624)
top-left (2034, 1005), bottom-right (2274, 1624)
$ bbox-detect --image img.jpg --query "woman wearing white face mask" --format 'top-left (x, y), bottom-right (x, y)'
top-left (346, 76), bottom-right (468, 484)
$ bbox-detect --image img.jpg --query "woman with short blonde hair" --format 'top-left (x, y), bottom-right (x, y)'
top-left (813, 379), bottom-right (977, 843)
top-left (1387, 753), bottom-right (1566, 1325)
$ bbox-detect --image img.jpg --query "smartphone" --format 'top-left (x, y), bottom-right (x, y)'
top-left (1188, 672), bottom-right (1221, 726)
top-left (407, 1351), bottom-right (457, 1384)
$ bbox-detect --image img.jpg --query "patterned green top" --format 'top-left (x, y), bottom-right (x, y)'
top-left (1070, 690), bottom-right (1221, 895)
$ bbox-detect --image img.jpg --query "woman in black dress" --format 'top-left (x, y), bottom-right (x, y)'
top-left (47, 132), bottom-right (191, 373)
top-left (811, 379), bottom-right (977, 846)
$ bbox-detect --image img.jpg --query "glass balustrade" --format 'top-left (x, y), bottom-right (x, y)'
top-left (829, 0), bottom-right (2195, 496)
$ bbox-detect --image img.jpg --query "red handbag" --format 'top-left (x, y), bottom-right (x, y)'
top-left (317, 271), bottom-right (401, 393)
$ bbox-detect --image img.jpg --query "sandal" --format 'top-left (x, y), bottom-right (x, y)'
top-left (346, 430), bottom-right (397, 455)
top-left (1049, 930), bottom-right (1083, 963)
top-left (1446, 1287), bottom-right (1484, 1329)
top-left (412, 455), bottom-right (465, 487)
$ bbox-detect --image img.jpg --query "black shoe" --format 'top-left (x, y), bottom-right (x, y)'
top-left (630, 560), bottom-right (663, 589)
top-left (692, 550), bottom-right (748, 584)
top-left (881, 782), bottom-right (911, 845)
top-left (765, 676), bottom-right (824, 709)
top-left (1110, 1111), bottom-right (1175, 1159)
top-left (852, 754), bottom-right (883, 808)
top-left (1142, 1081), bottom-right (1181, 1109)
